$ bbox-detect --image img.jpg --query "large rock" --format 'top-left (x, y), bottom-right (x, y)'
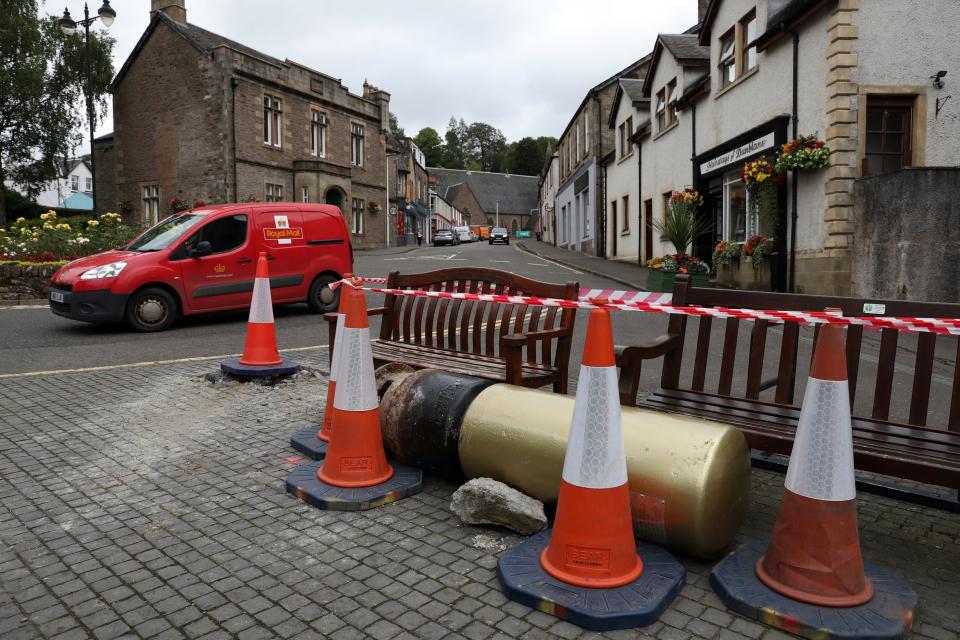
top-left (450, 478), bottom-right (547, 535)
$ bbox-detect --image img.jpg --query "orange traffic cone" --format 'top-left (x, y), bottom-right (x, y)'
top-left (318, 277), bottom-right (351, 443)
top-left (540, 308), bottom-right (643, 588)
top-left (238, 252), bottom-right (282, 367)
top-left (755, 313), bottom-right (873, 607)
top-left (317, 280), bottom-right (394, 487)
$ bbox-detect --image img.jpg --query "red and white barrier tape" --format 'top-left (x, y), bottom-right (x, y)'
top-left (337, 277), bottom-right (672, 304)
top-left (352, 284), bottom-right (960, 336)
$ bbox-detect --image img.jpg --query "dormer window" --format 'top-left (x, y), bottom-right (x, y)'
top-left (743, 12), bottom-right (757, 71)
top-left (719, 9), bottom-right (758, 90)
top-left (656, 91), bottom-right (666, 130)
top-left (719, 30), bottom-right (736, 87)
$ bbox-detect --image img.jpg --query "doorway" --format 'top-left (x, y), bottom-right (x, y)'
top-left (324, 187), bottom-right (345, 210)
top-left (643, 199), bottom-right (653, 261)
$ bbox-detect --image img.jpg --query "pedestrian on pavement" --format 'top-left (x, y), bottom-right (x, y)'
top-left (417, 229), bottom-right (423, 246)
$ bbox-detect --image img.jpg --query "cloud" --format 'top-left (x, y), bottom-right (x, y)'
top-left (72, 0), bottom-right (696, 149)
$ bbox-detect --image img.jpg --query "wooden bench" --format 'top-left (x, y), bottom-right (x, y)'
top-left (616, 275), bottom-right (960, 506)
top-left (326, 268), bottom-right (579, 392)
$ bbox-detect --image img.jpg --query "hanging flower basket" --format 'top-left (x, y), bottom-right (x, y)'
top-left (368, 201), bottom-right (382, 215)
top-left (774, 133), bottom-right (830, 172)
top-left (741, 156), bottom-right (784, 234)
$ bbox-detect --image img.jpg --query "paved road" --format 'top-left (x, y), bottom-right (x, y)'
top-left (0, 241), bottom-right (665, 376)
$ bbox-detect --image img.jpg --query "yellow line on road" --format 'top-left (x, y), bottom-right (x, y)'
top-left (0, 344), bottom-right (330, 380)
top-left (513, 244), bottom-right (583, 275)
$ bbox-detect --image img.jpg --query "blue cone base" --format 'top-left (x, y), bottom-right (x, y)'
top-left (497, 530), bottom-right (685, 631)
top-left (710, 540), bottom-right (917, 640)
top-left (285, 460), bottom-right (422, 511)
top-left (220, 358), bottom-right (300, 379)
top-left (289, 426), bottom-right (328, 460)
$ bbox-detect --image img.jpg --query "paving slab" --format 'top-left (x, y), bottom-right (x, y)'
top-left (0, 354), bottom-right (957, 639)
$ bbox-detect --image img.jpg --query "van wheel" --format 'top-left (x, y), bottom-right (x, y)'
top-left (308, 274), bottom-right (340, 313)
top-left (126, 287), bottom-right (176, 332)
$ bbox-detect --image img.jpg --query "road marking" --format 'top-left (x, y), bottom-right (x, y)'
top-left (490, 260), bottom-right (510, 263)
top-left (527, 263), bottom-right (551, 267)
top-left (0, 304), bottom-right (48, 310)
top-left (513, 244), bottom-right (583, 275)
top-left (0, 344), bottom-right (330, 380)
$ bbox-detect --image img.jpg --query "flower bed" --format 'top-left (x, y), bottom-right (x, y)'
top-left (0, 211), bottom-right (138, 263)
top-left (645, 253), bottom-right (711, 292)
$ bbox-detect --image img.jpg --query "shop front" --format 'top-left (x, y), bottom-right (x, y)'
top-left (694, 117), bottom-right (789, 291)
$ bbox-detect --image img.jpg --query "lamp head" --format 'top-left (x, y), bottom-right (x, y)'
top-left (59, 8), bottom-right (77, 35)
top-left (933, 70), bottom-right (947, 89)
top-left (97, 0), bottom-right (116, 27)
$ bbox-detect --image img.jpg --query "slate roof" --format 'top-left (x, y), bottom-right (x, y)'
top-left (429, 168), bottom-right (539, 215)
top-left (660, 34), bottom-right (710, 62)
top-left (620, 79), bottom-right (648, 104)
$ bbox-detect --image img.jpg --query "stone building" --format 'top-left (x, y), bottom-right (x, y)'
top-left (538, 152), bottom-right (559, 244)
top-left (95, 0), bottom-right (394, 249)
top-left (428, 168), bottom-right (538, 233)
top-left (554, 54), bottom-right (651, 256)
top-left (389, 138), bottom-right (431, 246)
top-left (630, 0), bottom-right (960, 294)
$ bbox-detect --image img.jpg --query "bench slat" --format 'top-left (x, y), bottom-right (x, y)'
top-left (718, 318), bottom-right (739, 396)
top-left (872, 328), bottom-right (899, 421)
top-left (746, 320), bottom-right (768, 399)
top-left (910, 332), bottom-right (937, 426)
top-left (846, 325), bottom-right (863, 406)
top-left (692, 317), bottom-right (712, 392)
top-left (775, 322), bottom-right (799, 404)
top-left (950, 338), bottom-right (960, 432)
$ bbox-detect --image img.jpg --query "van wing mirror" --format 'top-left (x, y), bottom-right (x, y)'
top-left (189, 240), bottom-right (212, 257)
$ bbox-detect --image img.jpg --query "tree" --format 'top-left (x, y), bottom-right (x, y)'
top-left (535, 136), bottom-right (558, 163)
top-left (388, 111), bottom-right (405, 138)
top-left (442, 117), bottom-right (468, 169)
top-left (463, 122), bottom-right (506, 173)
top-left (0, 1), bottom-right (115, 225)
top-left (503, 137), bottom-right (542, 176)
top-left (413, 127), bottom-right (444, 167)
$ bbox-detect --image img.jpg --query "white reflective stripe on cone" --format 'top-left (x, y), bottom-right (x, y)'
top-left (561, 365), bottom-right (628, 489)
top-left (332, 327), bottom-right (378, 412)
top-left (248, 278), bottom-right (274, 324)
top-left (784, 377), bottom-right (857, 502)
top-left (330, 313), bottom-right (345, 382)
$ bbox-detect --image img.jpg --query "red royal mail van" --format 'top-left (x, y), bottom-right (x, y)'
top-left (49, 203), bottom-right (353, 331)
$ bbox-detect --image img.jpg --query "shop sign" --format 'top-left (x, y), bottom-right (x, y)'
top-left (700, 133), bottom-right (776, 175)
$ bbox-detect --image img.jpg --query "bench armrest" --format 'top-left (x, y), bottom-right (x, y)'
top-left (614, 334), bottom-right (681, 406)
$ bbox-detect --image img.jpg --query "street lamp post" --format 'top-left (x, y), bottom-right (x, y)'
top-left (385, 151), bottom-right (399, 248)
top-left (59, 1), bottom-right (117, 214)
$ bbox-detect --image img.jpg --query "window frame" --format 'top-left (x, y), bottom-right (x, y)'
top-left (302, 186), bottom-right (309, 203)
top-left (142, 184), bottom-right (160, 226)
top-left (863, 95), bottom-right (915, 176)
top-left (351, 123), bottom-right (365, 167)
top-left (741, 10), bottom-right (757, 74)
top-left (85, 177), bottom-right (92, 192)
top-left (265, 183), bottom-right (284, 203)
top-left (351, 197), bottom-right (365, 234)
top-left (656, 89), bottom-right (667, 131)
top-left (621, 194), bottom-right (630, 233)
top-left (263, 95), bottom-right (282, 148)
top-left (719, 28), bottom-right (737, 88)
top-left (71, 175), bottom-right (79, 191)
top-left (310, 110), bottom-right (327, 157)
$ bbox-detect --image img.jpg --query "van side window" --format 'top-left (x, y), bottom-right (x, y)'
top-left (184, 215), bottom-right (248, 255)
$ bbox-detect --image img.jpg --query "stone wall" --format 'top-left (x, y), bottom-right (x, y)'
top-left (0, 264), bottom-right (58, 301)
top-left (852, 167), bottom-right (960, 302)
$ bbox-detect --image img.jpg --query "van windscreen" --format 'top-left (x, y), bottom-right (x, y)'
top-left (127, 214), bottom-right (205, 252)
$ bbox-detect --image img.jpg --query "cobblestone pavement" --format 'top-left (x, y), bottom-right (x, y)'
top-left (1, 353), bottom-right (958, 640)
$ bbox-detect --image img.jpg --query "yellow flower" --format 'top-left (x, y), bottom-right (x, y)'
top-left (16, 217), bottom-right (26, 224)
top-left (87, 219), bottom-right (99, 226)
top-left (756, 173), bottom-right (768, 183)
top-left (56, 223), bottom-right (71, 231)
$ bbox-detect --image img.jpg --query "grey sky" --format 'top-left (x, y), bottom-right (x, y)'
top-left (68, 0), bottom-right (696, 151)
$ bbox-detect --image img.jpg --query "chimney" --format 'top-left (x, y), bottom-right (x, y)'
top-left (363, 80), bottom-right (392, 133)
top-left (151, 0), bottom-right (186, 23)
top-left (698, 0), bottom-right (711, 24)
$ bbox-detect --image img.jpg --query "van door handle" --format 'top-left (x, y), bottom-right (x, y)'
top-left (265, 255), bottom-right (275, 261)
top-left (236, 258), bottom-right (252, 264)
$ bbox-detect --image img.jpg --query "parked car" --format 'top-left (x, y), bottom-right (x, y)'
top-left (48, 203), bottom-right (353, 332)
top-left (453, 226), bottom-right (473, 243)
top-left (489, 227), bottom-right (509, 245)
top-left (433, 229), bottom-right (458, 246)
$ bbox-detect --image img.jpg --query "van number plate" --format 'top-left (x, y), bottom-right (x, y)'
top-left (50, 291), bottom-right (65, 303)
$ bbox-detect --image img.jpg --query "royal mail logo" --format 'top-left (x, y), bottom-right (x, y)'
top-left (263, 227), bottom-right (304, 241)
top-left (213, 263), bottom-right (226, 273)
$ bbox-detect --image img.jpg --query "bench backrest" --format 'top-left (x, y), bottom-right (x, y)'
top-left (381, 268), bottom-right (579, 366)
top-left (663, 276), bottom-right (960, 431)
